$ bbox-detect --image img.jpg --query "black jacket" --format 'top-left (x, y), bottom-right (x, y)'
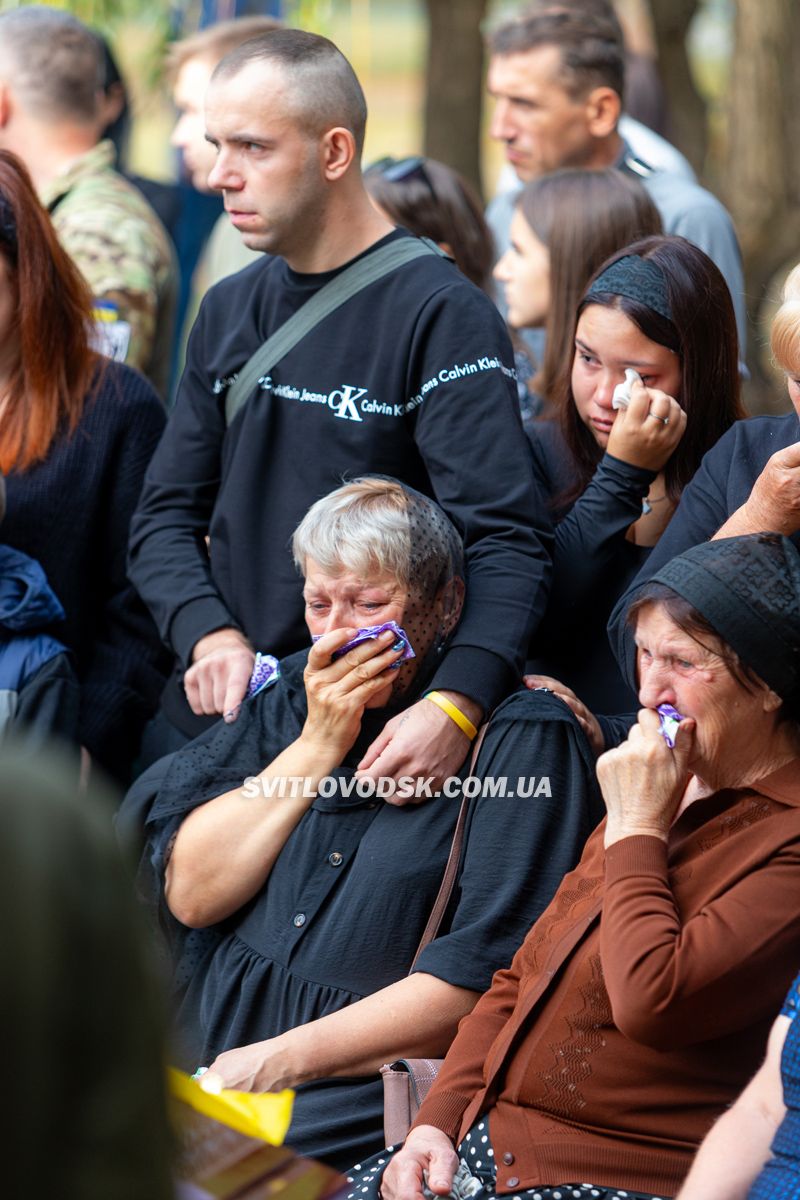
top-left (528, 419), bottom-right (655, 712)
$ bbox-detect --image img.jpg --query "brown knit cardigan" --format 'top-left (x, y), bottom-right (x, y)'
top-left (413, 761), bottom-right (800, 1197)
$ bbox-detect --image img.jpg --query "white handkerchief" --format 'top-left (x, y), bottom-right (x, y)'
top-left (612, 367), bottom-right (642, 410)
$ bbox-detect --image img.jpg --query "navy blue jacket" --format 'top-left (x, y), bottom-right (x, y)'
top-left (0, 544), bottom-right (79, 749)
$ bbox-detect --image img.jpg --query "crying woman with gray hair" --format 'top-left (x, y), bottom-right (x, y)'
top-left (128, 476), bottom-right (601, 1170)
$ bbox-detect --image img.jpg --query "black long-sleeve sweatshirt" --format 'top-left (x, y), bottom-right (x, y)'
top-left (129, 230), bottom-right (552, 736)
top-left (527, 418), bottom-right (655, 713)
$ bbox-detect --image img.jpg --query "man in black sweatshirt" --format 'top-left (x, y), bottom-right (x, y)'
top-left (129, 28), bottom-right (552, 786)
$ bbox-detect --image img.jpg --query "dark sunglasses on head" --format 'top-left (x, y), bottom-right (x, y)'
top-left (366, 155), bottom-right (432, 190)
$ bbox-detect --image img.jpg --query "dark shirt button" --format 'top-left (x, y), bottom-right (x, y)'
top-left (328, 851), bottom-right (344, 867)
top-left (502, 1153), bottom-right (515, 1166)
top-left (507, 1178), bottom-right (520, 1188)
top-left (293, 912), bottom-right (306, 928)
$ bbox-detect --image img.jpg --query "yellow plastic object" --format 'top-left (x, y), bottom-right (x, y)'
top-left (169, 1067), bottom-right (294, 1145)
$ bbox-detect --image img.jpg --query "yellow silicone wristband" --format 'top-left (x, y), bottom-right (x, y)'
top-left (424, 691), bottom-right (478, 741)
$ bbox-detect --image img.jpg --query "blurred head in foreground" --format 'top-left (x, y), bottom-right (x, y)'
top-left (0, 747), bottom-right (173, 1199)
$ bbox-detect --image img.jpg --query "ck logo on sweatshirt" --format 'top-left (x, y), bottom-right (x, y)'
top-left (249, 374), bottom-right (368, 422)
top-left (327, 384), bottom-right (366, 422)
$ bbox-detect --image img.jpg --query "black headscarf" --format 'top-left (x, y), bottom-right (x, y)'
top-left (650, 533), bottom-right (800, 701)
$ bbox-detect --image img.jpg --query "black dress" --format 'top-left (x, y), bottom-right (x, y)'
top-left (133, 651), bottom-right (603, 1170)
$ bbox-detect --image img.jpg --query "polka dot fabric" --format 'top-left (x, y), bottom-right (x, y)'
top-left (375, 480), bottom-right (465, 701)
top-left (344, 1122), bottom-right (668, 1200)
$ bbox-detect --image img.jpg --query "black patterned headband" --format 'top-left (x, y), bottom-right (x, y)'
top-left (586, 254), bottom-right (672, 322)
top-left (0, 195), bottom-right (17, 261)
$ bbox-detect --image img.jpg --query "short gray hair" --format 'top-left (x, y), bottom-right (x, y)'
top-left (292, 477), bottom-right (463, 600)
top-left (0, 7), bottom-right (103, 125)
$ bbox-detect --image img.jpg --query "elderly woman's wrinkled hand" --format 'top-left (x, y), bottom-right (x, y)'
top-left (301, 627), bottom-right (404, 759)
top-left (380, 1125), bottom-right (459, 1200)
top-left (740, 441), bottom-right (800, 536)
top-left (607, 381), bottom-right (686, 473)
top-left (523, 674), bottom-right (605, 756)
top-left (598, 707), bottom-right (696, 848)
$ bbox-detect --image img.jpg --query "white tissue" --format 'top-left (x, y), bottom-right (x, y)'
top-left (611, 367), bottom-right (642, 410)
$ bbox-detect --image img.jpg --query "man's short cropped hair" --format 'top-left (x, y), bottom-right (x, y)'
top-left (520, 0), bottom-right (625, 52)
top-left (164, 15), bottom-right (283, 82)
top-left (212, 28), bottom-right (368, 157)
top-left (488, 8), bottom-right (625, 103)
top-left (0, 6), bottom-right (103, 125)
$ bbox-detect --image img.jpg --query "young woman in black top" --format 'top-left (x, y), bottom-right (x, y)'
top-left (525, 235), bottom-right (744, 712)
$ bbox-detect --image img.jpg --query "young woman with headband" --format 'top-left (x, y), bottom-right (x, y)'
top-left (525, 234), bottom-right (744, 715)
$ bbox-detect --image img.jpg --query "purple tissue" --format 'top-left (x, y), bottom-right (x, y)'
top-left (657, 703), bottom-right (684, 749)
top-left (313, 620), bottom-right (415, 666)
top-left (247, 653), bottom-right (281, 698)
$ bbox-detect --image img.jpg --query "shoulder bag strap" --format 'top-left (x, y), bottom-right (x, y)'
top-left (225, 237), bottom-right (444, 427)
top-left (409, 721), bottom-right (491, 971)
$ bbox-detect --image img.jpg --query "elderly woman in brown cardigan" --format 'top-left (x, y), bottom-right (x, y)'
top-left (351, 533), bottom-right (800, 1200)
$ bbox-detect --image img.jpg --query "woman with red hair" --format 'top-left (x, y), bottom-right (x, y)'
top-left (0, 150), bottom-right (167, 780)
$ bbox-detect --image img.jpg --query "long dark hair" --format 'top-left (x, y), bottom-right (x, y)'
top-left (516, 168), bottom-right (661, 400)
top-left (557, 234), bottom-right (744, 508)
top-left (365, 157), bottom-right (494, 293)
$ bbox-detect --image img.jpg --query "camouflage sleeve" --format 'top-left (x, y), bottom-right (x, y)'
top-left (54, 215), bottom-right (160, 368)
top-left (50, 184), bottom-right (177, 396)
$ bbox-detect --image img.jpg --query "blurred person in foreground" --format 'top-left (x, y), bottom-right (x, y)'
top-left (0, 746), bottom-right (172, 1199)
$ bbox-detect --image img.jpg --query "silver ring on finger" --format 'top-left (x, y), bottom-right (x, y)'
top-left (647, 410), bottom-right (669, 425)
